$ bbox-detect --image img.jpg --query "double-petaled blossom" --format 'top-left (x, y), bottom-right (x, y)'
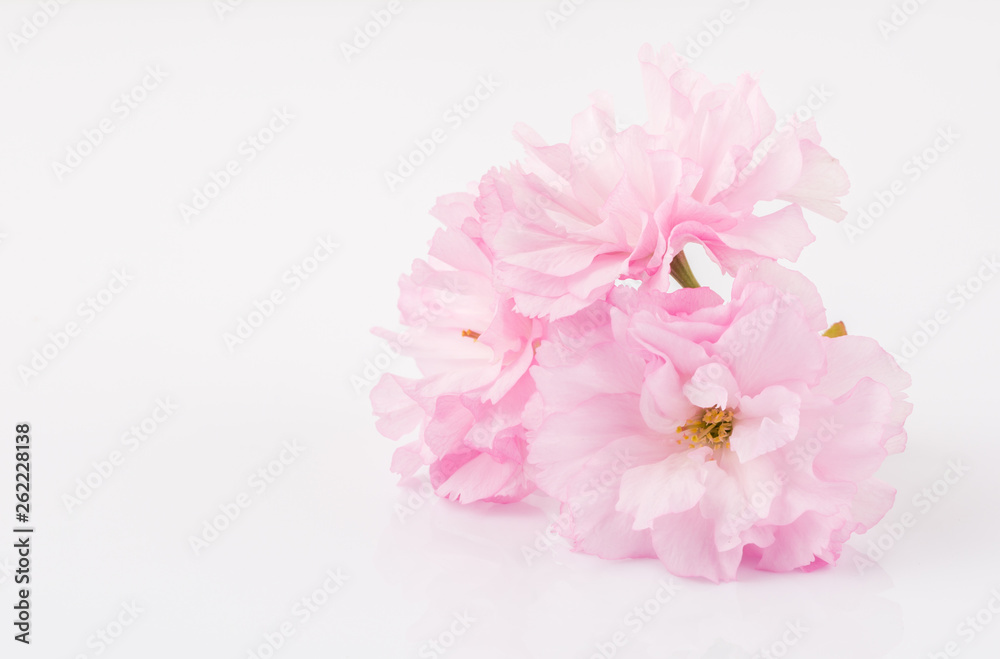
top-left (370, 46), bottom-right (908, 581)
top-left (480, 45), bottom-right (848, 320)
top-left (371, 193), bottom-right (541, 503)
top-left (526, 262), bottom-right (910, 581)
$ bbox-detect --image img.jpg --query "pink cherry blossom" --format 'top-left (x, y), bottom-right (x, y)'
top-left (371, 48), bottom-right (909, 583)
top-left (371, 192), bottom-right (542, 503)
top-left (526, 262), bottom-right (911, 581)
top-left (479, 46), bottom-right (849, 320)
top-left (638, 44), bottom-right (850, 221)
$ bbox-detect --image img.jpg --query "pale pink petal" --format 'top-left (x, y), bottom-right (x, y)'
top-left (714, 289), bottom-right (825, 396)
top-left (562, 491), bottom-right (657, 560)
top-left (732, 260), bottom-right (828, 332)
top-left (754, 511), bottom-right (845, 572)
top-left (433, 450), bottom-right (531, 504)
top-left (721, 204), bottom-right (815, 263)
top-left (730, 386), bottom-right (801, 462)
top-left (778, 139), bottom-right (850, 221)
top-left (683, 362), bottom-right (740, 409)
top-left (815, 335), bottom-right (912, 455)
top-left (640, 361), bottom-right (700, 434)
top-left (651, 508), bottom-right (744, 582)
top-left (850, 479), bottom-right (896, 531)
top-left (370, 375), bottom-right (424, 440)
top-left (617, 447), bottom-right (717, 529)
top-left (808, 379), bottom-right (893, 482)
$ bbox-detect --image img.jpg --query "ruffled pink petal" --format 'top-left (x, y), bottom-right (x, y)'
top-left (370, 375), bottom-right (424, 440)
top-left (650, 508), bottom-right (744, 582)
top-left (778, 139), bottom-right (850, 221)
top-left (562, 490), bottom-right (658, 560)
top-left (430, 192), bottom-right (478, 230)
top-left (720, 204), bottom-right (815, 264)
top-left (528, 394), bottom-right (662, 500)
top-left (682, 362), bottom-right (740, 410)
top-left (730, 385), bottom-right (801, 462)
top-left (754, 511), bottom-right (845, 572)
top-left (714, 287), bottom-right (824, 396)
top-left (617, 447), bottom-right (717, 529)
top-left (423, 396), bottom-right (475, 457)
top-left (432, 449), bottom-right (531, 504)
top-left (390, 442), bottom-right (426, 479)
top-left (640, 361), bottom-right (700, 434)
top-left (815, 335), bottom-right (912, 455)
top-left (732, 261), bottom-right (828, 332)
top-left (532, 340), bottom-right (645, 414)
top-left (808, 378), bottom-right (893, 483)
top-left (850, 479), bottom-right (896, 531)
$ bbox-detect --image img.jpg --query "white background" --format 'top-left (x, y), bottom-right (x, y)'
top-left (1, 0), bottom-right (999, 657)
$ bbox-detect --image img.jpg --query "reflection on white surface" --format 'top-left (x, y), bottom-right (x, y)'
top-left (377, 481), bottom-right (903, 658)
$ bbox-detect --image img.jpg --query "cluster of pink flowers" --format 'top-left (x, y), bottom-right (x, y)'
top-left (371, 45), bottom-right (911, 582)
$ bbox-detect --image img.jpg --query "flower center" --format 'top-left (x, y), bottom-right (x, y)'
top-left (461, 329), bottom-right (481, 341)
top-left (676, 406), bottom-right (735, 449)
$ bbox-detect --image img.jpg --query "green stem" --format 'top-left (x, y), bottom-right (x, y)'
top-left (669, 251), bottom-right (701, 289)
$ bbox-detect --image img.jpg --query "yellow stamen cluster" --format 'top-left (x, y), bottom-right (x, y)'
top-left (461, 329), bottom-right (481, 341)
top-left (676, 406), bottom-right (735, 449)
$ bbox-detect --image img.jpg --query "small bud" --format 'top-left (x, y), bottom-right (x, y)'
top-left (822, 321), bottom-right (847, 338)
